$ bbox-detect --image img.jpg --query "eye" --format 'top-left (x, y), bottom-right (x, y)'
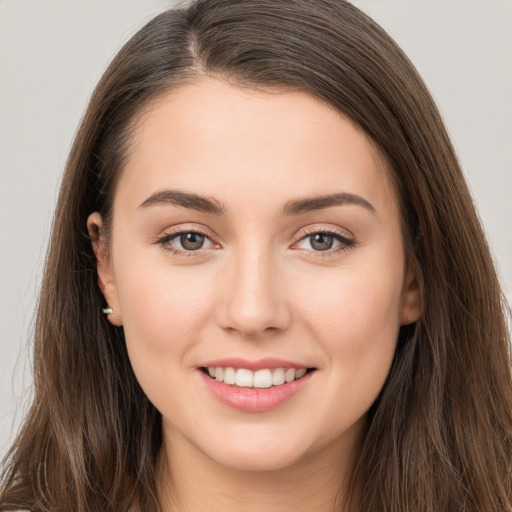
top-left (156, 228), bottom-right (217, 255)
top-left (293, 229), bottom-right (354, 254)
top-left (177, 232), bottom-right (207, 251)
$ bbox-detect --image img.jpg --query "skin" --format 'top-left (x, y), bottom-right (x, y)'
top-left (88, 77), bottom-right (422, 511)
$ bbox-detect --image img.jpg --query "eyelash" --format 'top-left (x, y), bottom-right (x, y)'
top-left (296, 227), bottom-right (355, 257)
top-left (154, 226), bottom-right (355, 258)
top-left (154, 227), bottom-right (215, 258)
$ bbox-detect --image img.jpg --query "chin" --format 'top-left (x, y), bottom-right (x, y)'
top-left (210, 448), bottom-right (305, 473)
top-left (197, 429), bottom-right (322, 474)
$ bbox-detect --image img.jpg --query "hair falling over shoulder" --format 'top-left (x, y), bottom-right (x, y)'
top-left (1, 1), bottom-right (511, 511)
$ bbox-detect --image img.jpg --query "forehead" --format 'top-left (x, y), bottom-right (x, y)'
top-left (116, 77), bottom-right (398, 221)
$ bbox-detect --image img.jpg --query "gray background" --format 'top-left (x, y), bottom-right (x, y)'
top-left (1, 0), bottom-right (511, 457)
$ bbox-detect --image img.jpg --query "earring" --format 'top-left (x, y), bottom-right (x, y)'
top-left (102, 306), bottom-right (114, 316)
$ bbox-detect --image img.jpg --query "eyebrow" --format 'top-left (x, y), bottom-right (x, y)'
top-left (138, 189), bottom-right (376, 216)
top-left (138, 190), bottom-right (226, 215)
top-left (280, 192), bottom-right (376, 217)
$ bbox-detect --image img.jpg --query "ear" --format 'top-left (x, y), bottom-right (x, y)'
top-left (87, 212), bottom-right (123, 326)
top-left (400, 264), bottom-right (423, 325)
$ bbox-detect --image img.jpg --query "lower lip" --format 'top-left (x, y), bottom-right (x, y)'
top-left (199, 370), bottom-right (314, 413)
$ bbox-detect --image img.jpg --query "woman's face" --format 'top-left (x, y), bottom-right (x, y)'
top-left (89, 78), bottom-right (421, 473)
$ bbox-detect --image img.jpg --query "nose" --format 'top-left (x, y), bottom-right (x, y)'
top-left (216, 245), bottom-right (291, 339)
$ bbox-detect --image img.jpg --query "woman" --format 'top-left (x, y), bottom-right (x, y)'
top-left (1, 1), bottom-right (511, 511)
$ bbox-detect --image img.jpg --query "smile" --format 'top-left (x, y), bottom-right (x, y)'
top-left (199, 358), bottom-right (317, 412)
top-left (203, 366), bottom-right (310, 388)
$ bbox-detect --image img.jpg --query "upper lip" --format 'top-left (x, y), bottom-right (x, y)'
top-left (200, 357), bottom-right (313, 371)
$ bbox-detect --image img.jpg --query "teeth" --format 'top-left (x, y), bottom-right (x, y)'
top-left (295, 368), bottom-right (307, 379)
top-left (285, 368), bottom-right (296, 383)
top-left (235, 368), bottom-right (253, 387)
top-left (272, 368), bottom-right (285, 386)
top-left (223, 367), bottom-right (236, 385)
top-left (206, 366), bottom-right (309, 388)
top-left (214, 367), bottom-right (224, 381)
top-left (253, 369), bottom-right (272, 388)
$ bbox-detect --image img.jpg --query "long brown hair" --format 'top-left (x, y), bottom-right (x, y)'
top-left (1, 1), bottom-right (511, 511)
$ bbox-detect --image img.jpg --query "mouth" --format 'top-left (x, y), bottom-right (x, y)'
top-left (200, 366), bottom-right (316, 389)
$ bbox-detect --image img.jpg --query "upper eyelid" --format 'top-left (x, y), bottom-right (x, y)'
top-left (296, 225), bottom-right (352, 239)
top-left (155, 224), bottom-right (215, 240)
top-left (156, 224), bottom-right (351, 241)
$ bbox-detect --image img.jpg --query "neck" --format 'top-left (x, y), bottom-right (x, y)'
top-left (156, 425), bottom-right (361, 512)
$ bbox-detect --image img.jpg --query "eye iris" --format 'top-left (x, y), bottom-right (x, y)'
top-left (180, 232), bottom-right (204, 250)
top-left (310, 233), bottom-right (334, 251)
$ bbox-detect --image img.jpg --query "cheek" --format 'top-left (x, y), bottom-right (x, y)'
top-left (299, 262), bottom-right (403, 337)
top-left (298, 266), bottom-right (403, 434)
top-left (113, 253), bottom-right (216, 388)
top-left (296, 259), bottom-right (403, 393)
top-left (122, 273), bottom-right (199, 337)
